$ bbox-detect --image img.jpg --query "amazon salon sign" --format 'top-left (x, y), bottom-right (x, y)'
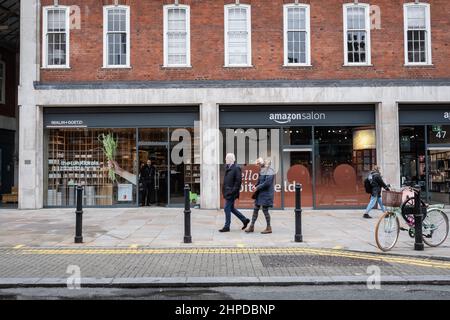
top-left (269, 112), bottom-right (326, 124)
top-left (220, 105), bottom-right (375, 127)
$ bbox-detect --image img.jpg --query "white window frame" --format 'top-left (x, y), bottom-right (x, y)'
top-left (103, 5), bottom-right (131, 68)
top-left (163, 4), bottom-right (191, 68)
top-left (403, 2), bottom-right (432, 66)
top-left (0, 60), bottom-right (5, 104)
top-left (343, 3), bottom-right (372, 66)
top-left (224, 4), bottom-right (252, 67)
top-left (42, 5), bottom-right (70, 69)
top-left (283, 3), bottom-right (311, 67)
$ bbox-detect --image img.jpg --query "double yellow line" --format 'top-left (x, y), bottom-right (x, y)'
top-left (8, 246), bottom-right (450, 270)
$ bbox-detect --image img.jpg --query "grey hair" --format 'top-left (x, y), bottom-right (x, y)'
top-left (255, 157), bottom-right (264, 165)
top-left (255, 157), bottom-right (271, 167)
top-left (226, 153), bottom-right (236, 163)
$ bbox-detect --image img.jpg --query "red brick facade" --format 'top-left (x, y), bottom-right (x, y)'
top-left (40, 0), bottom-right (450, 82)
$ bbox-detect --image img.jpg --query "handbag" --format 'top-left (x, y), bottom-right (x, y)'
top-left (251, 189), bottom-right (259, 200)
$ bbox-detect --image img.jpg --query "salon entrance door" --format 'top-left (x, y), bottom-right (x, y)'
top-left (282, 148), bottom-right (313, 207)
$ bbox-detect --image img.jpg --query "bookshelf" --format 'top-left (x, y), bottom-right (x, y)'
top-left (47, 129), bottom-right (135, 206)
top-left (429, 151), bottom-right (450, 198)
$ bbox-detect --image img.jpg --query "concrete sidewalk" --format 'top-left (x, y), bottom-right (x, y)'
top-left (0, 207), bottom-right (449, 258)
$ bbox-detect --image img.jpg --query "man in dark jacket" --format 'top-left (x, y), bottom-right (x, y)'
top-left (364, 166), bottom-right (390, 218)
top-left (140, 159), bottom-right (156, 206)
top-left (219, 153), bottom-right (250, 232)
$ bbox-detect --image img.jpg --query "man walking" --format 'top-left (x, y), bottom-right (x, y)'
top-left (140, 159), bottom-right (156, 206)
top-left (219, 153), bottom-right (250, 232)
top-left (364, 165), bottom-right (390, 218)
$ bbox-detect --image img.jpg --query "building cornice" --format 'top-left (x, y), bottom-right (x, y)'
top-left (34, 79), bottom-right (450, 90)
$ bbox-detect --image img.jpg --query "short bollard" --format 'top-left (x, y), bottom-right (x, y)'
top-left (414, 185), bottom-right (424, 251)
top-left (295, 183), bottom-right (303, 242)
top-left (184, 184), bottom-right (192, 243)
top-left (74, 185), bottom-right (83, 244)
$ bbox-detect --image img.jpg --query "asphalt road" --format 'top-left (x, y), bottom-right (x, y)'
top-left (1, 285), bottom-right (450, 300)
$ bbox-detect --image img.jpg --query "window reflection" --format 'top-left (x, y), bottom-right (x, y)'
top-left (314, 126), bottom-right (376, 207)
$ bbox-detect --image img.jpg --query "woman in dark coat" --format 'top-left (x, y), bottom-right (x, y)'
top-left (246, 158), bottom-right (275, 234)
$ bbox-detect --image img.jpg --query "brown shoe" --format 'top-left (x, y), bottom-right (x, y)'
top-left (245, 224), bottom-right (254, 233)
top-left (261, 226), bottom-right (272, 234)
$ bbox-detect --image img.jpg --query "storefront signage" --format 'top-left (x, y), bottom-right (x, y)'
top-left (47, 120), bottom-right (86, 128)
top-left (269, 112), bottom-right (326, 124)
top-left (399, 105), bottom-right (450, 125)
top-left (444, 113), bottom-right (450, 121)
top-left (44, 108), bottom-right (199, 128)
top-left (220, 106), bottom-right (375, 126)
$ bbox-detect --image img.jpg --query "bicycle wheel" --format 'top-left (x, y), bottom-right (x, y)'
top-left (422, 209), bottom-right (449, 247)
top-left (375, 211), bottom-right (400, 252)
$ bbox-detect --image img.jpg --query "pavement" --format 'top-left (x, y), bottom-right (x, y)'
top-left (0, 207), bottom-right (449, 288)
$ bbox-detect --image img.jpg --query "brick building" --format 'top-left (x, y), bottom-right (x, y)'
top-left (18, 0), bottom-right (450, 209)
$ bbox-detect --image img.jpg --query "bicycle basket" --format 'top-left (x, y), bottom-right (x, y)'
top-left (382, 190), bottom-right (403, 207)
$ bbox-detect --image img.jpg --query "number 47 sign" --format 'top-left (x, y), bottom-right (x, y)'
top-left (436, 130), bottom-right (447, 139)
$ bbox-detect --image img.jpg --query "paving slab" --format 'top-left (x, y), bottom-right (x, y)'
top-left (0, 207), bottom-right (449, 259)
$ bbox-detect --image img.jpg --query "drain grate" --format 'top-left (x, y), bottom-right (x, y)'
top-left (259, 255), bottom-right (390, 268)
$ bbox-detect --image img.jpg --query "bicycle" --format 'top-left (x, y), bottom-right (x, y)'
top-left (375, 186), bottom-right (449, 252)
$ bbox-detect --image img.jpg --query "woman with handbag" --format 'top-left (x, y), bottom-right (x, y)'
top-left (246, 158), bottom-right (275, 234)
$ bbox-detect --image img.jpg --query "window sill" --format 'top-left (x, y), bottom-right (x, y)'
top-left (223, 65), bottom-right (254, 69)
top-left (101, 66), bottom-right (132, 69)
top-left (404, 63), bottom-right (434, 68)
top-left (41, 66), bottom-right (71, 70)
top-left (161, 65), bottom-right (193, 69)
top-left (342, 64), bottom-right (374, 67)
top-left (282, 64), bottom-right (313, 68)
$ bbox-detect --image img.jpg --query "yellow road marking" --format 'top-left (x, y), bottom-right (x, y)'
top-left (236, 244), bottom-right (245, 248)
top-left (129, 244), bottom-right (139, 249)
top-left (8, 246), bottom-right (450, 269)
top-left (13, 245), bottom-right (24, 249)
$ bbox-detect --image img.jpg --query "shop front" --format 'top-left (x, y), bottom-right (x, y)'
top-left (219, 105), bottom-right (376, 209)
top-left (399, 104), bottom-right (450, 205)
top-left (43, 107), bottom-right (200, 208)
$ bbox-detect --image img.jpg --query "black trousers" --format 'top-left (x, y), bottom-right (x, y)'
top-left (143, 181), bottom-right (154, 206)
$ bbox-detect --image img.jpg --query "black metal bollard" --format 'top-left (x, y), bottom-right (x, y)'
top-left (295, 183), bottom-right (303, 242)
top-left (184, 184), bottom-right (192, 243)
top-left (414, 185), bottom-right (424, 251)
top-left (74, 185), bottom-right (83, 244)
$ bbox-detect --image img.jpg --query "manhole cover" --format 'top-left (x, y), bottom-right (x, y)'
top-left (260, 255), bottom-right (390, 268)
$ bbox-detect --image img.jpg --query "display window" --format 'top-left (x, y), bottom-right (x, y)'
top-left (219, 125), bottom-right (376, 208)
top-left (45, 127), bottom-right (200, 207)
top-left (314, 126), bottom-right (376, 208)
top-left (45, 128), bottom-right (137, 206)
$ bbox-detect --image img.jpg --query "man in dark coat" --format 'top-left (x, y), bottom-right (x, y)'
top-left (140, 159), bottom-right (156, 206)
top-left (364, 166), bottom-right (390, 218)
top-left (219, 153), bottom-right (250, 232)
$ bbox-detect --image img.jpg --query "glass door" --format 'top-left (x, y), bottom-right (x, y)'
top-left (399, 126), bottom-right (426, 192)
top-left (282, 148), bottom-right (313, 207)
top-left (138, 144), bottom-right (169, 207)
